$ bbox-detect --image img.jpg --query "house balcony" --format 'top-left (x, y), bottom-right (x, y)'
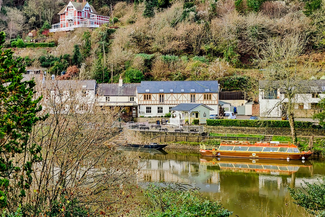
top-left (49, 23), bottom-right (100, 32)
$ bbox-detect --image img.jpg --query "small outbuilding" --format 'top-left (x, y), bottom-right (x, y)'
top-left (169, 103), bottom-right (213, 126)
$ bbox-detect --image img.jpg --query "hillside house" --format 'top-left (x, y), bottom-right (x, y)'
top-left (259, 80), bottom-right (325, 118)
top-left (50, 0), bottom-right (109, 32)
top-left (96, 77), bottom-right (140, 117)
top-left (137, 81), bottom-right (219, 117)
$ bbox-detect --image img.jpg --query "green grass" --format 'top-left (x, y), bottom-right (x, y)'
top-left (210, 133), bottom-right (264, 140)
top-left (271, 136), bottom-right (291, 142)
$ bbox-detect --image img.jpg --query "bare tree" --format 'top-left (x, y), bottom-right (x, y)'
top-left (259, 33), bottom-right (307, 144)
top-left (4, 7), bottom-right (25, 39)
top-left (6, 79), bottom-right (141, 215)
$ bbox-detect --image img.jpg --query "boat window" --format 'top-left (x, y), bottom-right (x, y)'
top-left (279, 166), bottom-right (288, 171)
top-left (263, 147), bottom-right (279, 152)
top-left (248, 147), bottom-right (263, 152)
top-left (234, 164), bottom-right (249, 168)
top-left (249, 164), bottom-right (264, 169)
top-left (278, 147), bottom-right (288, 152)
top-left (287, 166), bottom-right (299, 171)
top-left (219, 146), bottom-right (234, 151)
top-left (287, 148), bottom-right (299, 153)
top-left (263, 165), bottom-right (279, 170)
top-left (219, 163), bottom-right (234, 168)
top-left (233, 146), bottom-right (249, 151)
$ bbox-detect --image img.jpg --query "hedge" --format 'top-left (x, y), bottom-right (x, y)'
top-left (11, 41), bottom-right (56, 48)
top-left (206, 119), bottom-right (316, 128)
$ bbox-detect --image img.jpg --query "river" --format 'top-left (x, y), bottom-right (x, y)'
top-left (122, 148), bottom-right (325, 217)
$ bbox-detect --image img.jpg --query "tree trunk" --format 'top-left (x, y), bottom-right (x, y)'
top-left (288, 113), bottom-right (297, 145)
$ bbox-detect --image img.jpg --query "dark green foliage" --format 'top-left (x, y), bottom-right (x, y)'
top-left (192, 119), bottom-right (199, 125)
top-left (313, 98), bottom-right (325, 127)
top-left (113, 17), bottom-right (119, 23)
top-left (219, 76), bottom-right (253, 91)
top-left (235, 0), bottom-right (245, 13)
top-left (160, 55), bottom-right (179, 63)
top-left (82, 31), bottom-right (91, 59)
top-left (246, 0), bottom-right (265, 12)
top-left (39, 21), bottom-right (51, 34)
top-left (23, 56), bottom-right (34, 67)
top-left (124, 68), bottom-right (144, 83)
top-left (304, 0), bottom-right (322, 16)
top-left (38, 55), bottom-right (70, 74)
top-left (142, 184), bottom-right (232, 216)
top-left (0, 31), bottom-right (47, 209)
top-left (192, 56), bottom-right (209, 63)
top-left (143, 0), bottom-right (157, 18)
top-left (44, 196), bottom-right (90, 217)
top-left (158, 0), bottom-right (170, 8)
top-left (223, 46), bottom-right (240, 67)
top-left (72, 44), bottom-right (82, 68)
top-left (164, 112), bottom-right (171, 118)
top-left (206, 119), bottom-right (315, 128)
top-left (289, 179), bottom-right (325, 216)
top-left (11, 41), bottom-right (55, 48)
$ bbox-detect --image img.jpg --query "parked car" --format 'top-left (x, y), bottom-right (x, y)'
top-left (224, 112), bottom-right (236, 119)
top-left (249, 116), bottom-right (259, 120)
top-left (209, 114), bottom-right (219, 119)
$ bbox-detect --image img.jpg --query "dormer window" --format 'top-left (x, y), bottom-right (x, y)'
top-left (170, 89), bottom-right (173, 92)
top-left (181, 89), bottom-right (184, 92)
top-left (159, 89), bottom-right (164, 92)
top-left (205, 89), bottom-right (210, 92)
top-left (145, 89), bottom-right (150, 93)
top-left (190, 89), bottom-right (195, 92)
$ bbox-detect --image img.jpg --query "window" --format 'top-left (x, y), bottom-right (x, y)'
top-left (190, 94), bottom-right (195, 102)
top-left (170, 89), bottom-right (174, 92)
top-left (233, 146), bottom-right (248, 151)
top-left (130, 97), bottom-right (134, 102)
top-left (158, 107), bottom-right (163, 113)
top-left (146, 107), bottom-right (151, 113)
top-left (287, 148), bottom-right (299, 153)
top-left (181, 89), bottom-right (184, 92)
top-left (144, 94), bottom-right (151, 100)
top-left (205, 89), bottom-right (210, 92)
top-left (311, 103), bottom-right (319, 109)
top-left (190, 89), bottom-right (195, 92)
top-left (278, 147), bottom-right (288, 152)
top-left (169, 107), bottom-right (173, 113)
top-left (145, 89), bottom-right (150, 92)
top-left (159, 94), bottom-right (164, 103)
top-left (312, 92), bottom-right (320, 98)
top-left (263, 89), bottom-right (277, 99)
top-left (263, 147), bottom-right (279, 152)
top-left (248, 147), bottom-right (263, 152)
top-left (219, 146), bottom-right (234, 151)
top-left (159, 89), bottom-right (164, 92)
top-left (106, 96), bottom-right (110, 102)
top-left (298, 103), bottom-right (304, 110)
top-left (204, 94), bottom-right (212, 100)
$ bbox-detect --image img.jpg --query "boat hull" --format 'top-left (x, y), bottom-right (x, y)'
top-left (127, 144), bottom-right (167, 150)
top-left (200, 149), bottom-right (312, 160)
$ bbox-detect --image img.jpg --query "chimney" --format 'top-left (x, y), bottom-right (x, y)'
top-left (119, 75), bottom-right (123, 87)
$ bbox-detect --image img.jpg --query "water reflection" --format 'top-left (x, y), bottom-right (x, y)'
top-left (122, 149), bottom-right (324, 217)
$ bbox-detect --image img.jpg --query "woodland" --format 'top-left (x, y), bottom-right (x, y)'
top-left (1, 0), bottom-right (325, 100)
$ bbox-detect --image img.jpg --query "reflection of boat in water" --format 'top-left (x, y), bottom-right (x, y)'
top-left (200, 141), bottom-right (312, 160)
top-left (117, 146), bottom-right (168, 155)
top-left (200, 157), bottom-right (312, 175)
top-left (127, 143), bottom-right (167, 150)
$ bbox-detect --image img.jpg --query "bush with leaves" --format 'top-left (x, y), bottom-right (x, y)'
top-left (313, 98), bottom-right (325, 127)
top-left (142, 184), bottom-right (232, 217)
top-left (72, 44), bottom-right (83, 68)
top-left (124, 68), bottom-right (144, 83)
top-left (289, 179), bottom-right (325, 216)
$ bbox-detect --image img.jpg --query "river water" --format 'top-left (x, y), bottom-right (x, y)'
top-left (122, 148), bottom-right (325, 217)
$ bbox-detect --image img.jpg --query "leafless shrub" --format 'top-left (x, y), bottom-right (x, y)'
top-left (216, 0), bottom-right (235, 17)
top-left (260, 1), bottom-right (287, 18)
top-left (114, 2), bottom-right (129, 18)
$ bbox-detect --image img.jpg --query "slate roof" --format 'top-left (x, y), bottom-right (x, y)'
top-left (171, 103), bottom-right (213, 112)
top-left (137, 81), bottom-right (219, 94)
top-left (58, 1), bottom-right (97, 14)
top-left (97, 83), bottom-right (140, 96)
top-left (44, 80), bottom-right (96, 90)
top-left (259, 80), bottom-right (325, 92)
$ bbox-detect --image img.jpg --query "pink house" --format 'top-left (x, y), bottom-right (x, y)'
top-left (50, 0), bottom-right (110, 32)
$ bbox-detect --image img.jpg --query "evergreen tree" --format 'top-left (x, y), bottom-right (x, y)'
top-left (82, 31), bottom-right (91, 59)
top-left (143, 0), bottom-right (157, 17)
top-left (0, 31), bottom-right (47, 210)
top-left (72, 44), bottom-right (82, 68)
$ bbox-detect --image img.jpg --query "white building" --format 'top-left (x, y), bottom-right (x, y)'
top-left (259, 80), bottom-right (325, 118)
top-left (136, 81), bottom-right (219, 117)
top-left (96, 77), bottom-right (140, 117)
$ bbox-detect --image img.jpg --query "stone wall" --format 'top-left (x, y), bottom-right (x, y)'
top-left (206, 126), bottom-right (325, 136)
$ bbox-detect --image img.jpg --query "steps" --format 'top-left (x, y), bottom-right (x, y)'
top-left (107, 130), bottom-right (128, 146)
top-left (263, 135), bottom-right (273, 141)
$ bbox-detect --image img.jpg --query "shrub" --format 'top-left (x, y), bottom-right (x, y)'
top-left (124, 68), bottom-right (144, 83)
top-left (206, 119), bottom-right (315, 128)
top-left (16, 39), bottom-right (25, 48)
top-left (192, 119), bottom-right (199, 125)
top-left (164, 112), bottom-right (171, 118)
top-left (192, 56), bottom-right (209, 63)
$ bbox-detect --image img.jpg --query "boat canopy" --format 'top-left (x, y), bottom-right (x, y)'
top-left (218, 146), bottom-right (300, 153)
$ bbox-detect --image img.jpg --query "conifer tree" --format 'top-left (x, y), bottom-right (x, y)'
top-left (72, 44), bottom-right (83, 68)
top-left (0, 31), bottom-right (47, 211)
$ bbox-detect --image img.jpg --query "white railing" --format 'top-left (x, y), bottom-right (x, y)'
top-left (49, 23), bottom-right (101, 32)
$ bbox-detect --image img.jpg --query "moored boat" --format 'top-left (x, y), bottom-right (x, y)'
top-left (200, 140), bottom-right (312, 160)
top-left (127, 143), bottom-right (167, 150)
